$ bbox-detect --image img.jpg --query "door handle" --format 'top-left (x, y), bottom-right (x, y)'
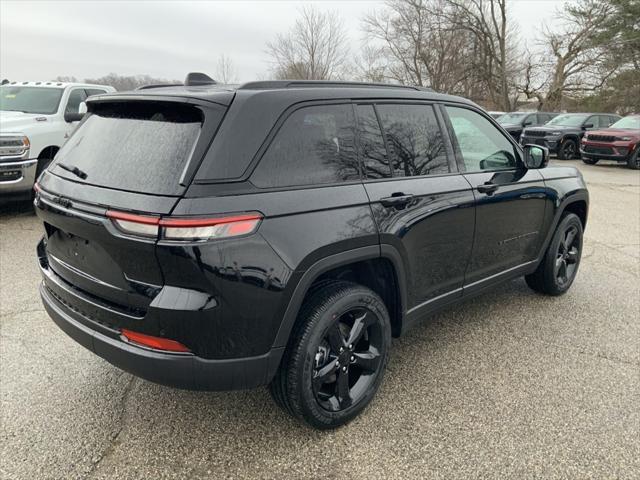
top-left (380, 193), bottom-right (414, 208)
top-left (477, 183), bottom-right (499, 195)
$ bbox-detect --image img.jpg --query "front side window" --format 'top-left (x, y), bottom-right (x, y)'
top-left (65, 89), bottom-right (88, 114)
top-left (0, 86), bottom-right (64, 114)
top-left (446, 106), bottom-right (518, 172)
top-left (376, 104), bottom-right (448, 177)
top-left (252, 104), bottom-right (358, 188)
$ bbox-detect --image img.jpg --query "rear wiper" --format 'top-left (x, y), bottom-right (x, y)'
top-left (56, 162), bottom-right (88, 180)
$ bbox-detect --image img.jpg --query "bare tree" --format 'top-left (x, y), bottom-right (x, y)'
top-left (83, 73), bottom-right (181, 91)
top-left (266, 6), bottom-right (350, 80)
top-left (541, 0), bottom-right (618, 110)
top-left (352, 45), bottom-right (390, 83)
top-left (215, 54), bottom-right (239, 84)
top-left (439, 0), bottom-right (521, 110)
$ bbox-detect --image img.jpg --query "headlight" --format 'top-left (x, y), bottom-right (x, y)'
top-left (547, 132), bottom-right (561, 137)
top-left (618, 136), bottom-right (632, 141)
top-left (0, 135), bottom-right (30, 157)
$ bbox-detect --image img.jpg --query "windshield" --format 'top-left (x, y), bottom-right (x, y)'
top-left (52, 101), bottom-right (211, 195)
top-left (610, 116), bottom-right (640, 129)
top-left (0, 86), bottom-right (64, 114)
top-left (497, 113), bottom-right (528, 125)
top-left (546, 114), bottom-right (589, 127)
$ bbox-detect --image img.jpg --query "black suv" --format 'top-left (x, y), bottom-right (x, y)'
top-left (497, 111), bottom-right (558, 142)
top-left (520, 112), bottom-right (621, 159)
top-left (35, 77), bottom-right (589, 429)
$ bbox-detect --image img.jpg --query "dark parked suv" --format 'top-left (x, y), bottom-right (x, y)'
top-left (520, 112), bottom-right (621, 159)
top-left (497, 111), bottom-right (558, 142)
top-left (35, 76), bottom-right (589, 429)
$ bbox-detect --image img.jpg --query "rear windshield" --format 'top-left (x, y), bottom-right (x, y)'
top-left (52, 102), bottom-right (204, 195)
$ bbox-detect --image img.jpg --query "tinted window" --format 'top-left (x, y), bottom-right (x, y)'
top-left (377, 104), bottom-right (448, 177)
top-left (65, 89), bottom-right (88, 114)
top-left (0, 86), bottom-right (63, 114)
top-left (446, 106), bottom-right (518, 172)
top-left (356, 105), bottom-right (391, 179)
top-left (252, 104), bottom-right (358, 188)
top-left (86, 88), bottom-right (107, 97)
top-left (52, 102), bottom-right (206, 195)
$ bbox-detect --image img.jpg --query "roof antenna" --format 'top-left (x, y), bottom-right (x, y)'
top-left (184, 72), bottom-right (217, 87)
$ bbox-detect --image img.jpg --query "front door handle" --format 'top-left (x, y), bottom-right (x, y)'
top-left (477, 183), bottom-right (499, 195)
top-left (380, 193), bottom-right (415, 208)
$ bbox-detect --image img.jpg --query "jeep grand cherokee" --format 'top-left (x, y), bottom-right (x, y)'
top-left (35, 74), bottom-right (589, 429)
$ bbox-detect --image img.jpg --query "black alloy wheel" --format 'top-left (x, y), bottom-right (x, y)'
top-left (554, 224), bottom-right (580, 288)
top-left (312, 307), bottom-right (383, 412)
top-left (525, 213), bottom-right (583, 296)
top-left (559, 139), bottom-right (577, 160)
top-left (269, 281), bottom-right (391, 429)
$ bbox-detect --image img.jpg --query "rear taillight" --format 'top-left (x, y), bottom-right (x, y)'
top-left (106, 210), bottom-right (262, 241)
top-left (121, 329), bottom-right (191, 353)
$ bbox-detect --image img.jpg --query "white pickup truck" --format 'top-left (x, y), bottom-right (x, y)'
top-left (0, 81), bottom-right (115, 198)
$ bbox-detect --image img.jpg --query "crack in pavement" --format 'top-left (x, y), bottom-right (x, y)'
top-left (83, 375), bottom-right (137, 480)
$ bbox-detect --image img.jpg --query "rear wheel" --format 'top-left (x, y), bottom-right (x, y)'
top-left (525, 213), bottom-right (583, 295)
top-left (582, 158), bottom-right (599, 165)
top-left (558, 138), bottom-right (578, 160)
top-left (270, 281), bottom-right (391, 429)
top-left (627, 148), bottom-right (639, 170)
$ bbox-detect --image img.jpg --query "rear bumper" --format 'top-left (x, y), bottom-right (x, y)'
top-left (38, 263), bottom-right (284, 391)
top-left (0, 158), bottom-right (37, 194)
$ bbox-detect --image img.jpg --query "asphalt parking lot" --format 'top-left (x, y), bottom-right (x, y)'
top-left (1, 159), bottom-right (638, 479)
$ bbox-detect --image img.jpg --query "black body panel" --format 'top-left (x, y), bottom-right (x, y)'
top-left (35, 83), bottom-right (589, 391)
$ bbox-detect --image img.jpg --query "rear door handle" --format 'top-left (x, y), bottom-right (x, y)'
top-left (380, 193), bottom-right (415, 208)
top-left (477, 183), bottom-right (499, 195)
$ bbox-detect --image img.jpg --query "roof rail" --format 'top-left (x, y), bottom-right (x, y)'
top-left (239, 80), bottom-right (429, 91)
top-left (136, 83), bottom-right (183, 90)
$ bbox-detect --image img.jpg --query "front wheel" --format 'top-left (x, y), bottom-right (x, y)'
top-left (558, 139), bottom-right (578, 160)
top-left (525, 213), bottom-right (583, 295)
top-left (627, 148), bottom-right (639, 170)
top-left (270, 281), bottom-right (391, 429)
top-left (582, 158), bottom-right (599, 165)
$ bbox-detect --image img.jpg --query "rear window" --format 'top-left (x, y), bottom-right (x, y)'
top-left (52, 102), bottom-right (205, 195)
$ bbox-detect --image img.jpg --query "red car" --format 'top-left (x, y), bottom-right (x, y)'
top-left (581, 115), bottom-right (640, 169)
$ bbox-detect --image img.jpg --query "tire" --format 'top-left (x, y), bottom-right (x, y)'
top-left (582, 158), bottom-right (599, 165)
top-left (627, 148), bottom-right (639, 170)
top-left (558, 138), bottom-right (578, 160)
top-left (525, 213), bottom-right (583, 295)
top-left (269, 280), bottom-right (391, 429)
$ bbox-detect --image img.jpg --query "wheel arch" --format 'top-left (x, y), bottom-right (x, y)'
top-left (272, 245), bottom-right (408, 351)
top-left (37, 145), bottom-right (60, 160)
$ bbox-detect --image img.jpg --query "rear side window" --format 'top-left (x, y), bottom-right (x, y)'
top-left (376, 104), bottom-right (449, 177)
top-left (356, 105), bottom-right (391, 179)
top-left (52, 102), bottom-right (205, 195)
top-left (251, 104), bottom-right (358, 188)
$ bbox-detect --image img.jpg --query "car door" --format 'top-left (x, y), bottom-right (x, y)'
top-left (358, 102), bottom-right (475, 317)
top-left (442, 105), bottom-right (547, 293)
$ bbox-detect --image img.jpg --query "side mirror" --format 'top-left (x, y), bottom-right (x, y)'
top-left (523, 144), bottom-right (549, 169)
top-left (78, 102), bottom-right (87, 114)
top-left (523, 121), bottom-right (532, 126)
top-left (64, 111), bottom-right (85, 123)
top-left (582, 123), bottom-right (593, 129)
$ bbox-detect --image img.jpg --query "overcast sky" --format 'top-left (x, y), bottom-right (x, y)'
top-left (1, 0), bottom-right (569, 83)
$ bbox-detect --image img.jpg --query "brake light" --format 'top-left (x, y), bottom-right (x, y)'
top-left (160, 214), bottom-right (262, 240)
top-left (106, 210), bottom-right (262, 240)
top-left (121, 329), bottom-right (191, 353)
